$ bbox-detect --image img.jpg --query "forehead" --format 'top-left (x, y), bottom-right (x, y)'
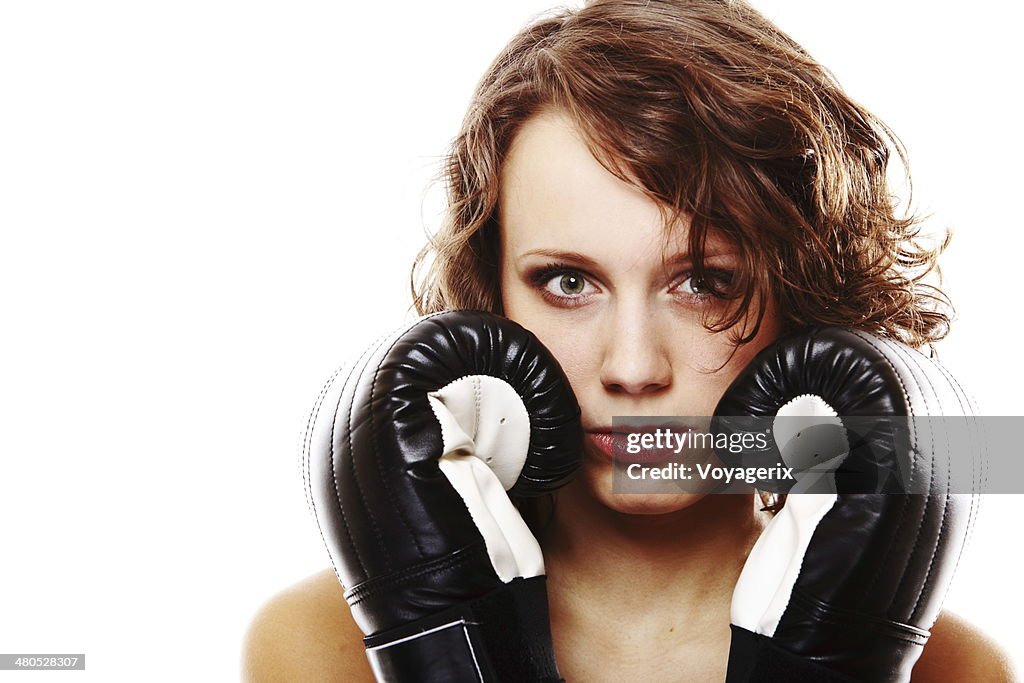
top-left (498, 111), bottom-right (729, 261)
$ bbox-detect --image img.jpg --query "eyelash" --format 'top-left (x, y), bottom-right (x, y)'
top-left (527, 264), bottom-right (596, 307)
top-left (527, 262), bottom-right (733, 308)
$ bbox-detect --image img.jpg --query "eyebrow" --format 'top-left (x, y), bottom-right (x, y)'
top-left (518, 249), bottom-right (602, 268)
top-left (517, 248), bottom-right (738, 267)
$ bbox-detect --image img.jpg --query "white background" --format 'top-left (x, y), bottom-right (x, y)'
top-left (1, 1), bottom-right (1020, 680)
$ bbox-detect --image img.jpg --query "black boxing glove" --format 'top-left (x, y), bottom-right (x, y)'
top-left (713, 328), bottom-right (979, 682)
top-left (302, 311), bottom-right (582, 683)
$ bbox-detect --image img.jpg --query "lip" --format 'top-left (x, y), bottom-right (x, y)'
top-left (586, 426), bottom-right (696, 466)
top-left (587, 422), bottom-right (690, 433)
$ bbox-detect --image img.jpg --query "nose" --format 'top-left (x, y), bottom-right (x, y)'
top-left (598, 306), bottom-right (673, 396)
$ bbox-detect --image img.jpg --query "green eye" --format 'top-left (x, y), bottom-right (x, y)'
top-left (530, 266), bottom-right (596, 306)
top-left (558, 273), bottom-right (585, 295)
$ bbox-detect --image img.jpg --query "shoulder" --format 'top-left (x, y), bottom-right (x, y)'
top-left (913, 611), bottom-right (1018, 682)
top-left (241, 568), bottom-right (376, 683)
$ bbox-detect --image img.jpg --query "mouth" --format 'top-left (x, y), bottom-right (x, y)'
top-left (585, 424), bottom-right (697, 466)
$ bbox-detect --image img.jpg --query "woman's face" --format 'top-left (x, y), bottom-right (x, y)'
top-left (499, 111), bottom-right (783, 515)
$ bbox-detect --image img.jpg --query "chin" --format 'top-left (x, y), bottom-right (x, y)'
top-left (600, 489), bottom-right (709, 515)
top-left (578, 453), bottom-right (711, 515)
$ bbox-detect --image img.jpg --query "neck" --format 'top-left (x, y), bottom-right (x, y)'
top-left (540, 478), bottom-right (768, 627)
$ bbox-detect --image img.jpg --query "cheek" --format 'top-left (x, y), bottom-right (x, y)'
top-left (500, 280), bottom-right (597, 395)
top-left (712, 314), bottom-right (783, 393)
top-left (514, 312), bottom-right (596, 394)
top-left (669, 310), bottom-right (783, 409)
top-left (539, 331), bottom-right (595, 396)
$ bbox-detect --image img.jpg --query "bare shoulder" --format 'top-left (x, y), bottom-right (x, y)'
top-left (913, 611), bottom-right (1018, 682)
top-left (241, 568), bottom-right (375, 683)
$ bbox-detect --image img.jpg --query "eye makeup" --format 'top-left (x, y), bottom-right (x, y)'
top-left (523, 261), bottom-right (735, 309)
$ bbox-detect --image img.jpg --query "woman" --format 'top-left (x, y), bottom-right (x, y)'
top-left (244, 1), bottom-right (1015, 679)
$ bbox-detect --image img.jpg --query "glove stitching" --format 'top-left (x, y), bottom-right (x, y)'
top-left (876, 335), bottom-right (948, 624)
top-left (941, 364), bottom-right (984, 517)
top-left (303, 364), bottom-right (343, 526)
top-left (894, 338), bottom-right (955, 624)
top-left (847, 331), bottom-right (920, 612)
top-left (335, 328), bottom-right (396, 578)
top-left (788, 587), bottom-right (931, 646)
top-left (305, 363), bottom-right (351, 587)
top-left (360, 316), bottom-right (449, 566)
top-left (349, 369), bottom-right (391, 569)
top-left (474, 376), bottom-right (482, 447)
top-left (926, 357), bottom-right (983, 625)
top-left (330, 319), bottom-right (430, 579)
top-left (345, 542), bottom-right (492, 606)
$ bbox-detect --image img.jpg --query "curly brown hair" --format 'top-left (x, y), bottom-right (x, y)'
top-left (412, 0), bottom-right (951, 349)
